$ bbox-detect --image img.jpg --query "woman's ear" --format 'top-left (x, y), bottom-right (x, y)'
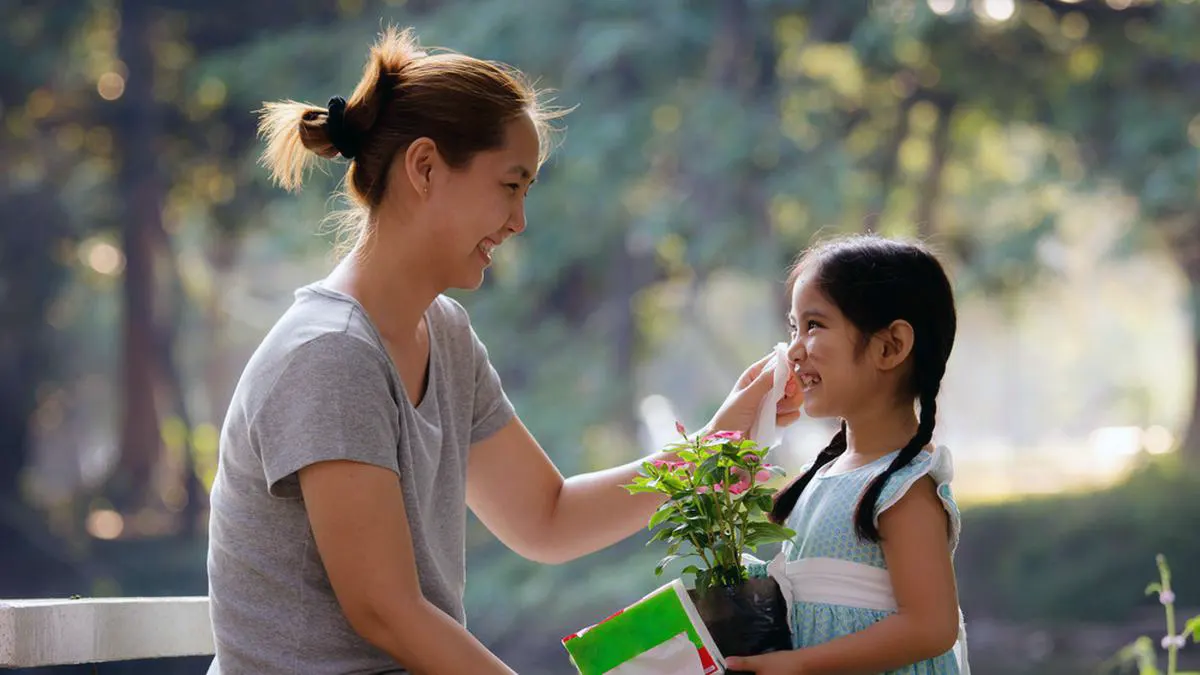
top-left (871, 320), bottom-right (914, 371)
top-left (403, 137), bottom-right (438, 196)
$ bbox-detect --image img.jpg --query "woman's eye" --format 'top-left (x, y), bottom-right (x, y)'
top-left (505, 183), bottom-right (521, 193)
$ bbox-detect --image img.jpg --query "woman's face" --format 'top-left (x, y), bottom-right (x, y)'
top-left (425, 113), bottom-right (540, 290)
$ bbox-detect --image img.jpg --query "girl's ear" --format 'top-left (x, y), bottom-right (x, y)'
top-left (871, 319), bottom-right (914, 371)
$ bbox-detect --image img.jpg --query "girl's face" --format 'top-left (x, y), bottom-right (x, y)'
top-left (785, 270), bottom-right (887, 421)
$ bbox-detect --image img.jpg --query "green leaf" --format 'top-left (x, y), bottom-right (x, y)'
top-left (1145, 582), bottom-right (1163, 596)
top-left (626, 484), bottom-right (666, 495)
top-left (648, 527), bottom-right (675, 544)
top-left (694, 493), bottom-right (716, 522)
top-left (648, 505), bottom-right (676, 530)
top-left (694, 454), bottom-right (722, 484)
top-left (755, 493), bottom-right (774, 513)
top-left (1185, 615), bottom-right (1200, 641)
top-left (1114, 636), bottom-right (1160, 675)
top-left (744, 522), bottom-right (797, 549)
top-left (656, 555), bottom-right (681, 575)
top-left (659, 472), bottom-right (687, 492)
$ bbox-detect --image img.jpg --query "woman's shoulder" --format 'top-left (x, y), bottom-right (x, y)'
top-left (232, 289), bottom-right (397, 415)
top-left (427, 294), bottom-right (496, 365)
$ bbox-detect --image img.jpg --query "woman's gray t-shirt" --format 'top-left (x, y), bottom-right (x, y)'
top-left (206, 284), bottom-right (515, 674)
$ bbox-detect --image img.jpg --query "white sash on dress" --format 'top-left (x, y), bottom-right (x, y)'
top-left (746, 553), bottom-right (971, 674)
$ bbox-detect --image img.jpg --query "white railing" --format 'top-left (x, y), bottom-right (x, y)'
top-left (0, 596), bottom-right (213, 667)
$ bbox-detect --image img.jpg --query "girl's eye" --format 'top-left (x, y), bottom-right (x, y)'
top-left (505, 183), bottom-right (521, 193)
top-left (807, 320), bottom-right (822, 331)
top-left (788, 324), bottom-right (798, 336)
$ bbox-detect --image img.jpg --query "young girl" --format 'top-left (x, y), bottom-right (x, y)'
top-left (726, 234), bottom-right (968, 675)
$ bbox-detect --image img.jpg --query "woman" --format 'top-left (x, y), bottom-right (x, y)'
top-left (206, 26), bottom-right (801, 674)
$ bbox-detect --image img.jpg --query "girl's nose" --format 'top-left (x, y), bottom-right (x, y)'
top-left (787, 340), bottom-right (806, 365)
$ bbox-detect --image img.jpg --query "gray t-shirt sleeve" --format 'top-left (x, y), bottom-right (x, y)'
top-left (466, 321), bottom-right (515, 444)
top-left (251, 333), bottom-right (401, 498)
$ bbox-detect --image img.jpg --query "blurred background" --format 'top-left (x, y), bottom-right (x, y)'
top-left (3, 0), bottom-right (1199, 673)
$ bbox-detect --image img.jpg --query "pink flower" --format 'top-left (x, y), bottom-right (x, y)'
top-left (705, 430), bottom-right (744, 442)
top-left (743, 453), bottom-right (760, 464)
top-left (696, 485), bottom-right (708, 494)
top-left (662, 460), bottom-right (693, 471)
top-left (728, 479), bottom-right (751, 495)
top-left (755, 470), bottom-right (771, 482)
top-left (675, 421), bottom-right (687, 436)
top-left (1160, 590), bottom-right (1176, 605)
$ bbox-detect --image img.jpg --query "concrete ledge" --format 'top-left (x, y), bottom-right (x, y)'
top-left (0, 596), bottom-right (213, 667)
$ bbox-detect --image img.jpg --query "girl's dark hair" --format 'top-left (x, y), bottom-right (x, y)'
top-left (769, 234), bottom-right (957, 542)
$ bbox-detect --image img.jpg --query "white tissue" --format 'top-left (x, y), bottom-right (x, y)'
top-left (748, 342), bottom-right (790, 452)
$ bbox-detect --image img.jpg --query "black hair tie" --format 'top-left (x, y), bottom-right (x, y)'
top-left (325, 96), bottom-right (360, 160)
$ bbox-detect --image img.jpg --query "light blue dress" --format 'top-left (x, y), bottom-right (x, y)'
top-left (749, 446), bottom-right (965, 675)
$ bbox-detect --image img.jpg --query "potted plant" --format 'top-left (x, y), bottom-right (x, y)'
top-left (624, 423), bottom-right (796, 673)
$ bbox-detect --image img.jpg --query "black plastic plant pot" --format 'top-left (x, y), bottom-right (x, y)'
top-left (687, 576), bottom-right (792, 675)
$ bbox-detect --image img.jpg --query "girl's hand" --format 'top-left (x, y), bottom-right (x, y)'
top-left (724, 651), bottom-right (805, 674)
top-left (705, 351), bottom-right (802, 436)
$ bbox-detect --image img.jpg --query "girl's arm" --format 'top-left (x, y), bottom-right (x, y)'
top-left (726, 476), bottom-right (960, 675)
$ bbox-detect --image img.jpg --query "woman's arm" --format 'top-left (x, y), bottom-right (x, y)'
top-left (465, 417), bottom-right (670, 564)
top-left (466, 351), bottom-right (801, 564)
top-left (727, 476), bottom-right (960, 675)
top-left (299, 459), bottom-right (516, 675)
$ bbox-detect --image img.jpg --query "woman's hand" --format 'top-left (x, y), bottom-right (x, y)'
top-left (724, 650), bottom-right (806, 674)
top-left (704, 350), bottom-right (802, 436)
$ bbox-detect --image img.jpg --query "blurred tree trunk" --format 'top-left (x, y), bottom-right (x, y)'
top-left (865, 94), bottom-right (916, 233)
top-left (0, 192), bottom-right (69, 497)
top-left (158, 229), bottom-right (206, 538)
top-left (112, 0), bottom-right (165, 511)
top-left (1170, 222), bottom-right (1200, 468)
top-left (915, 96), bottom-right (954, 240)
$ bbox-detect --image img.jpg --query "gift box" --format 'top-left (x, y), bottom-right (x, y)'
top-left (562, 578), bottom-right (725, 675)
